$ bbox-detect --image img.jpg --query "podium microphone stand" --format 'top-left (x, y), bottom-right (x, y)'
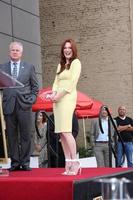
top-left (0, 70), bottom-right (24, 176)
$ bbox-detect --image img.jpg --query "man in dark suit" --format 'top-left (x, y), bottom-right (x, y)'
top-left (0, 41), bottom-right (39, 171)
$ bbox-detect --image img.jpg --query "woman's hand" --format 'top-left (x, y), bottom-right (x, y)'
top-left (52, 90), bottom-right (68, 102)
top-left (52, 93), bottom-right (61, 102)
top-left (45, 91), bottom-right (57, 100)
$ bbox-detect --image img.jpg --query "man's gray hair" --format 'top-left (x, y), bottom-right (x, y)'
top-left (9, 41), bottom-right (23, 52)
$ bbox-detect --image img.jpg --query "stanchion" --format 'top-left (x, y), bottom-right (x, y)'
top-left (95, 177), bottom-right (132, 200)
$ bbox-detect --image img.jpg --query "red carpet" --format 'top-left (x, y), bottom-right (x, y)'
top-left (0, 168), bottom-right (131, 200)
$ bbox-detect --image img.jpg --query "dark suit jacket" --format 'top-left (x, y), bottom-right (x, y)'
top-left (0, 61), bottom-right (39, 114)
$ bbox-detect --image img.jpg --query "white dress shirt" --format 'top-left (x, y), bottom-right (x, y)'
top-left (11, 60), bottom-right (20, 78)
top-left (96, 117), bottom-right (109, 141)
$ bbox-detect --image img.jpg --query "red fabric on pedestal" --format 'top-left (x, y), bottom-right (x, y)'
top-left (0, 168), bottom-right (131, 200)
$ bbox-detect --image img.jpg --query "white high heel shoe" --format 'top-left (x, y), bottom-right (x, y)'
top-left (67, 159), bottom-right (82, 175)
top-left (62, 159), bottom-right (72, 175)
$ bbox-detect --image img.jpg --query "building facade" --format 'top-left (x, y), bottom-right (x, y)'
top-left (0, 0), bottom-right (42, 85)
top-left (39, 0), bottom-right (133, 146)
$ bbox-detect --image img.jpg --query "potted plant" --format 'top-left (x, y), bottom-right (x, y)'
top-left (77, 147), bottom-right (97, 167)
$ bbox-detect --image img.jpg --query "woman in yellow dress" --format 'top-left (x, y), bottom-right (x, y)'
top-left (47, 39), bottom-right (81, 175)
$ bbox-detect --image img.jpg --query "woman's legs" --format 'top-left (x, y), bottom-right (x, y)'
top-left (60, 133), bottom-right (81, 175)
top-left (60, 132), bottom-right (77, 159)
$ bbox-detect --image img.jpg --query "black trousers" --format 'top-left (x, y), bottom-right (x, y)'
top-left (50, 142), bottom-right (65, 168)
top-left (5, 102), bottom-right (32, 167)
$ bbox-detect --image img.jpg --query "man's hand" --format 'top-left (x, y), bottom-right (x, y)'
top-left (35, 144), bottom-right (42, 152)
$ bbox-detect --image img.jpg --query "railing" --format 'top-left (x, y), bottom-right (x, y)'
top-left (102, 106), bottom-right (126, 167)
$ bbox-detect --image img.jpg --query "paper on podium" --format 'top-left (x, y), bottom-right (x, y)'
top-left (0, 69), bottom-right (24, 89)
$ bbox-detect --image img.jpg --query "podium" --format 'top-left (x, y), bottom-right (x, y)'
top-left (0, 69), bottom-right (24, 174)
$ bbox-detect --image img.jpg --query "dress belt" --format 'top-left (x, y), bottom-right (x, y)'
top-left (95, 141), bottom-right (108, 143)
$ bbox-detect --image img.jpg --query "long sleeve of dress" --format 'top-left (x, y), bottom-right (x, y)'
top-left (52, 64), bottom-right (60, 91)
top-left (63, 59), bottom-right (81, 93)
top-left (52, 59), bottom-right (81, 93)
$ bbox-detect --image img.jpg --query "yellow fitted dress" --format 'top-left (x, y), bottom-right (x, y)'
top-left (52, 59), bottom-right (81, 133)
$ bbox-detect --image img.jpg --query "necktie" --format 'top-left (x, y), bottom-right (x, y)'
top-left (12, 62), bottom-right (18, 79)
